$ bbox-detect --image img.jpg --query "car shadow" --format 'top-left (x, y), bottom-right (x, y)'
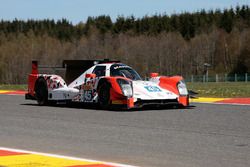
top-left (21, 102), bottom-right (196, 112)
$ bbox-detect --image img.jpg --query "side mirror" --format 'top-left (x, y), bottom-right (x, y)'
top-left (85, 73), bottom-right (96, 79)
top-left (150, 73), bottom-right (159, 78)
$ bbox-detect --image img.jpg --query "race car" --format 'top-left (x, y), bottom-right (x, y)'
top-left (25, 59), bottom-right (189, 109)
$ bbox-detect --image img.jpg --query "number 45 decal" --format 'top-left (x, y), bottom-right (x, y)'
top-left (83, 90), bottom-right (93, 101)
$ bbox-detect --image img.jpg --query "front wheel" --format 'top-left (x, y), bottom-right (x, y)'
top-left (98, 82), bottom-right (111, 109)
top-left (35, 78), bottom-right (48, 105)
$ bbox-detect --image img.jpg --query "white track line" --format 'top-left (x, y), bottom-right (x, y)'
top-left (0, 147), bottom-right (137, 167)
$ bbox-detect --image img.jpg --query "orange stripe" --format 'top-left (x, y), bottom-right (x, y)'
top-left (67, 164), bottom-right (115, 167)
top-left (0, 150), bottom-right (28, 156)
top-left (216, 98), bottom-right (250, 105)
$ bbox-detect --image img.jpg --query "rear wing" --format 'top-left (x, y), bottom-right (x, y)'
top-left (31, 61), bottom-right (38, 74)
top-left (31, 59), bottom-right (120, 84)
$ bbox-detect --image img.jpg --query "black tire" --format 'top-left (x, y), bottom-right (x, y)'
top-left (98, 82), bottom-right (111, 109)
top-left (35, 78), bottom-right (48, 106)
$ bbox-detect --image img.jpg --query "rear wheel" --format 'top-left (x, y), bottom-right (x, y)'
top-left (35, 78), bottom-right (48, 105)
top-left (98, 82), bottom-right (111, 109)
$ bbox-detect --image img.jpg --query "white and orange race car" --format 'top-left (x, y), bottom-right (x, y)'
top-left (26, 59), bottom-right (189, 109)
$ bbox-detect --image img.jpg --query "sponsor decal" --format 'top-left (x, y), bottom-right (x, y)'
top-left (144, 86), bottom-right (162, 92)
top-left (114, 65), bottom-right (131, 70)
top-left (81, 85), bottom-right (92, 90)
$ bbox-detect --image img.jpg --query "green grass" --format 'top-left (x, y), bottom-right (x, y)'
top-left (0, 84), bottom-right (27, 90)
top-left (187, 82), bottom-right (250, 98)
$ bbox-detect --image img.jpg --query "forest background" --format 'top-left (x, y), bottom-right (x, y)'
top-left (0, 5), bottom-right (249, 84)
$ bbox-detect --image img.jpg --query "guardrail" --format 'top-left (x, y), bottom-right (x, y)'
top-left (185, 73), bottom-right (249, 82)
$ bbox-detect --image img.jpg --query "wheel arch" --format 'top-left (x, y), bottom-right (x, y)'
top-left (159, 76), bottom-right (189, 106)
top-left (97, 78), bottom-right (111, 90)
top-left (159, 76), bottom-right (184, 95)
top-left (97, 77), bottom-right (125, 101)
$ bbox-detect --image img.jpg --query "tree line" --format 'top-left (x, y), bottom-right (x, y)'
top-left (0, 5), bottom-right (249, 83)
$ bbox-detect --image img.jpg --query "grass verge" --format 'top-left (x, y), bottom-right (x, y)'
top-left (187, 82), bottom-right (250, 98)
top-left (0, 84), bottom-right (27, 90)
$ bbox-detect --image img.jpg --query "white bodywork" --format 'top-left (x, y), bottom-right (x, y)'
top-left (43, 75), bottom-right (79, 101)
top-left (48, 87), bottom-right (79, 100)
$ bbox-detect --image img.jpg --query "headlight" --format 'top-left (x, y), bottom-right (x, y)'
top-left (117, 79), bottom-right (133, 97)
top-left (177, 80), bottom-right (188, 96)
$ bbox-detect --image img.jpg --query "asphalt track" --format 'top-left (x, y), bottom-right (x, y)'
top-left (0, 95), bottom-right (249, 167)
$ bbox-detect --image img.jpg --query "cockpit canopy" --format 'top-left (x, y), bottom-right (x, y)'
top-left (110, 64), bottom-right (142, 81)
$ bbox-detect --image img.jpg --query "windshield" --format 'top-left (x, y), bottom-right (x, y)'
top-left (110, 64), bottom-right (142, 80)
